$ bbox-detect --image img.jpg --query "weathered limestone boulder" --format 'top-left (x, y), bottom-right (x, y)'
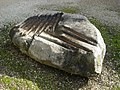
top-left (9, 12), bottom-right (106, 77)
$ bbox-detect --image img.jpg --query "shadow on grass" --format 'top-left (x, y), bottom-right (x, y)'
top-left (0, 23), bottom-right (88, 90)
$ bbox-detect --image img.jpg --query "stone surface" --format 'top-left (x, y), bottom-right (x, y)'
top-left (9, 12), bottom-right (106, 77)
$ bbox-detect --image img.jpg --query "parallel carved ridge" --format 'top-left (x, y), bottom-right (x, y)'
top-left (19, 13), bottom-right (63, 35)
top-left (12, 12), bottom-right (98, 52)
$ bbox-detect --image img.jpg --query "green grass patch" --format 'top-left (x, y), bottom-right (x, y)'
top-left (111, 87), bottom-right (120, 90)
top-left (59, 7), bottom-right (78, 14)
top-left (0, 76), bottom-right (39, 90)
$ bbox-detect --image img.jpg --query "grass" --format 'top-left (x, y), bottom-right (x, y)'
top-left (0, 18), bottom-right (120, 89)
top-left (0, 76), bottom-right (39, 90)
top-left (59, 7), bottom-right (78, 14)
top-left (112, 88), bottom-right (120, 90)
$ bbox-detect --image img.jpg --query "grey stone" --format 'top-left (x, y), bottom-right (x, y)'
top-left (9, 12), bottom-right (106, 77)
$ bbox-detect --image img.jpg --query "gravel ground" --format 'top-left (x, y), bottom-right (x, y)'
top-left (0, 0), bottom-right (120, 26)
top-left (0, 0), bottom-right (120, 90)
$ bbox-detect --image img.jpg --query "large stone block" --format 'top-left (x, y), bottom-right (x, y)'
top-left (9, 12), bottom-right (106, 77)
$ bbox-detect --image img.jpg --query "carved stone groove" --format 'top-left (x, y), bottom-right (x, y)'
top-left (10, 12), bottom-right (106, 77)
